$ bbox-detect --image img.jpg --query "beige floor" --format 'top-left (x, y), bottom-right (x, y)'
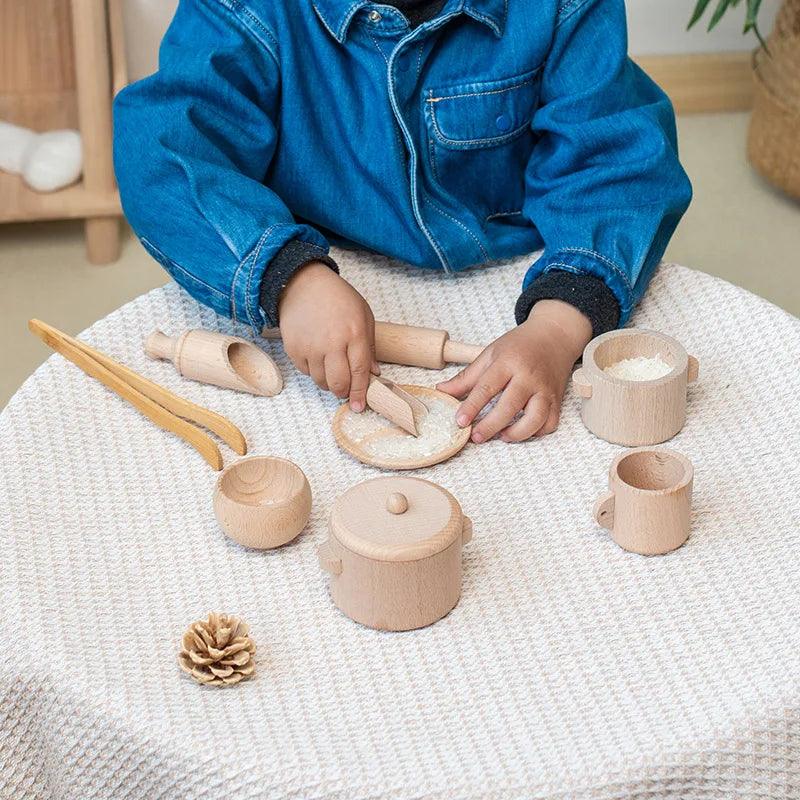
top-left (1, 111), bottom-right (798, 409)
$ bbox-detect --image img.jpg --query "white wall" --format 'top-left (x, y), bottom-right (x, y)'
top-left (123, 0), bottom-right (781, 81)
top-left (626, 0), bottom-right (779, 55)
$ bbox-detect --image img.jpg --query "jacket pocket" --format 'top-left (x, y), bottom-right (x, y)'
top-left (423, 67), bottom-right (542, 218)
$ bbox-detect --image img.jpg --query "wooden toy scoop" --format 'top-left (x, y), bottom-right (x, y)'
top-left (146, 329), bottom-right (283, 396)
top-left (263, 320), bottom-right (484, 370)
top-left (366, 376), bottom-right (428, 436)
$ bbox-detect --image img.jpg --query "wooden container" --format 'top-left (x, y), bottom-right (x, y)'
top-left (213, 456), bottom-right (311, 549)
top-left (146, 329), bottom-right (283, 397)
top-left (318, 477), bottom-right (473, 631)
top-left (593, 447), bottom-right (693, 556)
top-left (572, 329), bottom-right (699, 446)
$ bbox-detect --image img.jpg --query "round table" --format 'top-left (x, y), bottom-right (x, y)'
top-left (2, 253), bottom-right (799, 800)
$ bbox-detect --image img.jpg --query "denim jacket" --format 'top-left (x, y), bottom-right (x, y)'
top-left (114, 0), bottom-right (692, 331)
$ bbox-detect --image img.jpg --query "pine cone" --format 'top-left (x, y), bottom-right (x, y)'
top-left (178, 613), bottom-right (256, 686)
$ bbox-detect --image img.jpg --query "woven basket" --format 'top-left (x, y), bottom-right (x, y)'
top-left (747, 0), bottom-right (800, 198)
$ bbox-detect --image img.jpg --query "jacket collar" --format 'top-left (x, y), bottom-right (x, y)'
top-left (312, 0), bottom-right (507, 43)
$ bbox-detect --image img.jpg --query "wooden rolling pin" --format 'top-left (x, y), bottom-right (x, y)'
top-left (262, 321), bottom-right (484, 370)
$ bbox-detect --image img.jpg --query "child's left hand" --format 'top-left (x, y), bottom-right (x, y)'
top-left (437, 300), bottom-right (593, 443)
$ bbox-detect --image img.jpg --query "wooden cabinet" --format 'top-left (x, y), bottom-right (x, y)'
top-left (0, 0), bottom-right (126, 263)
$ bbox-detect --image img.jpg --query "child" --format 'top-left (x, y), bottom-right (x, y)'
top-left (114, 0), bottom-right (691, 443)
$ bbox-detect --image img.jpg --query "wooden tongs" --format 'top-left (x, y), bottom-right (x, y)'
top-left (28, 319), bottom-right (246, 471)
top-left (366, 376), bottom-right (428, 436)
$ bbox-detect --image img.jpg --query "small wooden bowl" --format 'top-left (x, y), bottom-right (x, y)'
top-left (593, 447), bottom-right (693, 556)
top-left (213, 456), bottom-right (312, 549)
top-left (332, 385), bottom-right (471, 471)
top-left (318, 476), bottom-right (473, 631)
top-left (572, 329), bottom-right (699, 446)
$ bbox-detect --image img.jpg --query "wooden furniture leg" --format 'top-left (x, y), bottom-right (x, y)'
top-left (71, 0), bottom-right (120, 264)
top-left (85, 217), bottom-right (120, 264)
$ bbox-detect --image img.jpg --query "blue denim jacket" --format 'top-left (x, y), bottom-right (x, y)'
top-left (114, 0), bottom-right (691, 331)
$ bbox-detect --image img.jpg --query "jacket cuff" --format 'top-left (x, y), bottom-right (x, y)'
top-left (515, 269), bottom-right (620, 339)
top-left (258, 240), bottom-right (339, 328)
top-left (520, 247), bottom-right (637, 326)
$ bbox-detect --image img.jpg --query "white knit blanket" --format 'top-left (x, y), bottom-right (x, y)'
top-left (2, 252), bottom-right (800, 800)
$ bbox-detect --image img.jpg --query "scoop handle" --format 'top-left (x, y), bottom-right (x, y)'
top-left (145, 330), bottom-right (176, 362)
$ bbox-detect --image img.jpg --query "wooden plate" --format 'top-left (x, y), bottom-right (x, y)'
top-left (332, 385), bottom-right (471, 470)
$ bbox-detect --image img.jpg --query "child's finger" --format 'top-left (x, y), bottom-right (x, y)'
top-left (534, 403), bottom-right (560, 437)
top-left (347, 339), bottom-right (373, 412)
top-left (324, 351), bottom-right (351, 399)
top-left (436, 350), bottom-right (491, 400)
top-left (292, 355), bottom-right (310, 376)
top-left (309, 358), bottom-right (328, 391)
top-left (471, 380), bottom-right (530, 443)
top-left (455, 362), bottom-right (510, 427)
top-left (500, 395), bottom-right (551, 442)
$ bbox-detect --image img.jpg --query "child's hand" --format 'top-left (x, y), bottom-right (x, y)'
top-left (279, 261), bottom-right (379, 411)
top-left (437, 300), bottom-right (592, 443)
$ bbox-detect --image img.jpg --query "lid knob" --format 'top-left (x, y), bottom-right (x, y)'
top-left (386, 492), bottom-right (409, 515)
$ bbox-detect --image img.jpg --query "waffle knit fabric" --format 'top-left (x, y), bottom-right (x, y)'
top-left (1, 252), bottom-right (800, 799)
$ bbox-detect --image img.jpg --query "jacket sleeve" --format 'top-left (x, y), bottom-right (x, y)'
top-left (520, 0), bottom-right (693, 326)
top-left (113, 0), bottom-right (330, 329)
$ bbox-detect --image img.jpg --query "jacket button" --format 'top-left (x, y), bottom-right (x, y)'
top-left (368, 9), bottom-right (381, 22)
top-left (495, 114), bottom-right (511, 132)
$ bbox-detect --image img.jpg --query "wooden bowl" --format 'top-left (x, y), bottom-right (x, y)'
top-left (572, 329), bottom-right (699, 446)
top-left (318, 476), bottom-right (473, 631)
top-left (213, 456), bottom-right (311, 549)
top-left (332, 385), bottom-right (471, 470)
top-left (593, 447), bottom-right (694, 556)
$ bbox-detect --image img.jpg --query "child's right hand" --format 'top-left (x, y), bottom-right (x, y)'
top-left (278, 261), bottom-right (379, 411)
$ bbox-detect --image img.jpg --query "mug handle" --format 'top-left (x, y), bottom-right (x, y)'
top-left (318, 541), bottom-right (342, 575)
top-left (572, 368), bottom-right (592, 399)
top-left (593, 492), bottom-right (615, 530)
top-left (687, 355), bottom-right (700, 384)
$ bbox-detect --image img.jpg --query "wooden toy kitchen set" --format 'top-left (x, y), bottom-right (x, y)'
top-left (29, 314), bottom-right (699, 640)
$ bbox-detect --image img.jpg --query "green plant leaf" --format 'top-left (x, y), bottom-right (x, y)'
top-left (688, 0), bottom-right (715, 29)
top-left (744, 0), bottom-right (763, 31)
top-left (708, 0), bottom-right (736, 31)
top-left (745, 0), bottom-right (770, 51)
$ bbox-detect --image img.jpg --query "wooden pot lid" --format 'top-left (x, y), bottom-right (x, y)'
top-left (330, 477), bottom-right (464, 562)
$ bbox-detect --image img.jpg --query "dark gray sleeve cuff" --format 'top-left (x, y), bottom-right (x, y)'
top-left (514, 270), bottom-right (620, 338)
top-left (259, 240), bottom-right (338, 327)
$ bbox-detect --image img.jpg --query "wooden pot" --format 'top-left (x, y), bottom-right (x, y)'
top-left (318, 476), bottom-right (473, 631)
top-left (572, 329), bottom-right (699, 446)
top-left (593, 447), bottom-right (693, 556)
top-left (213, 456), bottom-right (311, 549)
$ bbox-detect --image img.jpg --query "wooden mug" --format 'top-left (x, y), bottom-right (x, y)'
top-left (593, 447), bottom-right (694, 556)
top-left (572, 329), bottom-right (699, 446)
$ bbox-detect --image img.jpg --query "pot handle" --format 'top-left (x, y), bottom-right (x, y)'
top-left (572, 368), bottom-right (592, 399)
top-left (593, 492), bottom-right (615, 530)
top-left (318, 541), bottom-right (342, 575)
top-left (687, 355), bottom-right (700, 384)
top-left (461, 516), bottom-right (473, 545)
